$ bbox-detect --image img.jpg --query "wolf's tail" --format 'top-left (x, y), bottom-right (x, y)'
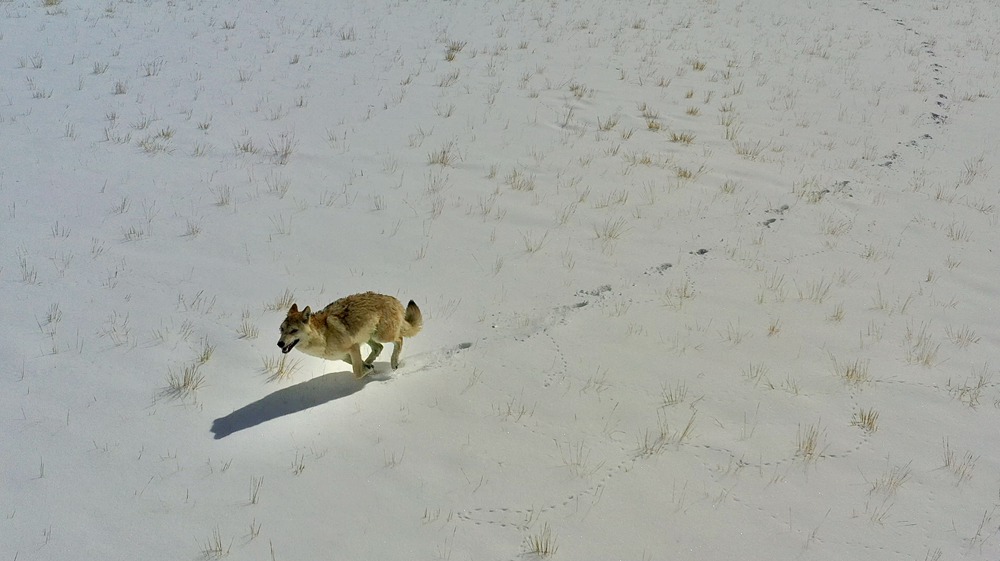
top-left (401, 300), bottom-right (423, 337)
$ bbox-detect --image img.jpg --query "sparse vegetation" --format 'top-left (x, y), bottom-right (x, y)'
top-left (795, 422), bottom-right (827, 463)
top-left (160, 363), bottom-right (205, 401)
top-left (852, 409), bottom-right (880, 434)
top-left (265, 289), bottom-right (296, 312)
top-left (832, 356), bottom-right (871, 386)
top-left (525, 523), bottom-right (558, 557)
top-left (670, 131), bottom-right (696, 144)
top-left (7, 4), bottom-right (998, 559)
top-left (201, 527), bottom-right (231, 559)
top-left (261, 354), bottom-right (302, 382)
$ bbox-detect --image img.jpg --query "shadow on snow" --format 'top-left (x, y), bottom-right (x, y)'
top-left (210, 369), bottom-right (386, 439)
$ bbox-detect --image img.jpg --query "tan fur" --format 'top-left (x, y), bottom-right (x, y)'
top-left (277, 292), bottom-right (422, 378)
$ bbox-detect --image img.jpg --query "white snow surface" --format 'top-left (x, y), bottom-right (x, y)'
top-left (3, 0), bottom-right (1000, 559)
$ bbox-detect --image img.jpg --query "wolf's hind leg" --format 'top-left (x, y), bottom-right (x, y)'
top-left (390, 338), bottom-right (403, 369)
top-left (365, 339), bottom-right (383, 365)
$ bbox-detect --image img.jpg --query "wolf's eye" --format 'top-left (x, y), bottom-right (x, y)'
top-left (290, 329), bottom-right (299, 334)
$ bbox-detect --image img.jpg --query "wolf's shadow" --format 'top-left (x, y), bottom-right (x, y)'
top-left (210, 370), bottom-right (386, 439)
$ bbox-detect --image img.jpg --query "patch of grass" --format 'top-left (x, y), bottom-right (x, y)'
top-left (720, 179), bottom-right (740, 195)
top-left (201, 527), bottom-right (232, 559)
top-left (904, 322), bottom-right (940, 367)
top-left (141, 58), bottom-right (165, 77)
top-left (160, 363), bottom-right (205, 401)
top-left (265, 172), bottom-right (291, 198)
top-left (945, 325), bottom-right (980, 348)
top-left (832, 356), bottom-right (871, 386)
top-left (427, 141), bottom-right (458, 167)
top-left (234, 138), bottom-right (259, 155)
top-left (525, 523), bottom-right (558, 557)
top-left (941, 438), bottom-right (978, 484)
top-left (557, 439), bottom-right (604, 478)
top-left (520, 230), bottom-right (548, 254)
top-left (261, 354), bottom-right (302, 382)
top-left (268, 133), bottom-right (297, 165)
top-left (720, 321), bottom-right (749, 346)
top-left (121, 224), bottom-right (147, 242)
top-left (437, 69), bottom-right (460, 87)
top-left (675, 164), bottom-right (706, 180)
top-left (796, 277), bottom-right (832, 303)
top-left (569, 81), bottom-right (591, 99)
top-left (670, 131), bottom-right (696, 144)
top-left (592, 187), bottom-right (629, 208)
top-left (868, 461), bottom-right (910, 496)
top-left (505, 168), bottom-right (536, 191)
top-left (795, 421), bottom-right (828, 463)
top-left (947, 366), bottom-right (991, 408)
top-left (660, 381), bottom-right (688, 407)
top-left (733, 139), bottom-right (767, 159)
top-left (945, 221), bottom-right (972, 242)
top-left (821, 213), bottom-right (853, 236)
top-left (237, 310), bottom-right (259, 339)
top-left (444, 40), bottom-right (466, 61)
top-left (827, 302), bottom-right (845, 322)
top-left (248, 475), bottom-right (264, 505)
top-left (597, 114), bottom-right (620, 131)
top-left (196, 337), bottom-right (216, 364)
top-left (661, 279), bottom-right (696, 308)
top-left (743, 362), bottom-right (769, 386)
top-left (852, 408), bottom-right (880, 434)
top-left (137, 134), bottom-right (173, 155)
top-left (211, 185), bottom-right (232, 206)
top-left (265, 289), bottom-right (295, 312)
top-left (594, 216), bottom-right (630, 242)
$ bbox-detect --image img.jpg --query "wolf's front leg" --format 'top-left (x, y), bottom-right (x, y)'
top-left (342, 351), bottom-right (374, 374)
top-left (348, 344), bottom-right (367, 378)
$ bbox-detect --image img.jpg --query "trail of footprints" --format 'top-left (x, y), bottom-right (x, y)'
top-left (446, 260), bottom-right (857, 527)
top-left (439, 253), bottom-right (997, 556)
top-left (860, 0), bottom-right (952, 166)
top-left (430, 10), bottom-right (965, 540)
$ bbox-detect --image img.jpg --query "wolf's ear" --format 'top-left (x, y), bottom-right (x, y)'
top-left (289, 303), bottom-right (299, 314)
top-left (302, 306), bottom-right (312, 319)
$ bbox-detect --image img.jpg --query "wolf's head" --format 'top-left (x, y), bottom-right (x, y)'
top-left (277, 303), bottom-right (312, 354)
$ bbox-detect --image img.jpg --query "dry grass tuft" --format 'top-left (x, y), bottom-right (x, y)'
top-left (795, 422), bottom-right (827, 463)
top-left (525, 523), bottom-right (558, 557)
top-left (261, 354), bottom-right (303, 382)
top-left (160, 363), bottom-right (205, 401)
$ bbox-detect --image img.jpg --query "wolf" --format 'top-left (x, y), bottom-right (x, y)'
top-left (277, 292), bottom-right (422, 378)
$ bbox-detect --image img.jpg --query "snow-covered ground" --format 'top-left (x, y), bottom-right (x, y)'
top-left (3, 0), bottom-right (1000, 559)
